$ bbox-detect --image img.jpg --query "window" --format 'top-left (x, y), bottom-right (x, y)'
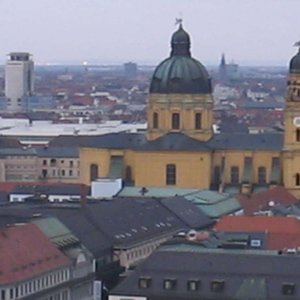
top-left (153, 112), bottom-right (159, 129)
top-left (258, 166), bottom-right (266, 184)
top-left (211, 280), bottom-right (225, 292)
top-left (50, 158), bottom-right (56, 166)
top-left (69, 160), bottom-right (74, 167)
top-left (171, 113), bottom-right (180, 130)
top-left (282, 283), bottom-right (295, 295)
top-left (42, 169), bottom-right (47, 179)
top-left (139, 277), bottom-right (152, 289)
top-left (213, 166), bottom-right (221, 185)
top-left (195, 113), bottom-right (202, 129)
top-left (125, 166), bottom-right (132, 184)
top-left (1, 290), bottom-right (5, 300)
top-left (230, 166), bottom-right (239, 184)
top-left (187, 280), bottom-right (200, 291)
top-left (90, 164), bottom-right (99, 181)
top-left (163, 279), bottom-right (177, 290)
top-left (296, 173), bottom-right (300, 186)
top-left (43, 159), bottom-right (47, 166)
top-left (61, 169), bottom-right (65, 176)
top-left (297, 129), bottom-right (300, 142)
top-left (250, 239), bottom-right (262, 247)
top-left (166, 164), bottom-right (176, 185)
top-left (69, 170), bottom-right (73, 176)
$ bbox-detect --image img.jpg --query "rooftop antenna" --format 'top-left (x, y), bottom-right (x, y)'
top-left (175, 12), bottom-right (183, 28)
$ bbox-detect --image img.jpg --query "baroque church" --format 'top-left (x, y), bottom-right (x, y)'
top-left (79, 24), bottom-right (300, 197)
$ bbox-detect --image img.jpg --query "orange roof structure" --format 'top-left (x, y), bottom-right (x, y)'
top-left (0, 223), bottom-right (70, 284)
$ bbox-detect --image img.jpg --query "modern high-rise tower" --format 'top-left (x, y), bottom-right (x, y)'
top-left (5, 52), bottom-right (34, 112)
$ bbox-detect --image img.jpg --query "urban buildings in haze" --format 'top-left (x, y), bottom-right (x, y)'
top-left (5, 52), bottom-right (34, 112)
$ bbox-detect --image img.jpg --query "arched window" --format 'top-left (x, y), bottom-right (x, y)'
top-left (195, 113), bottom-right (202, 129)
top-left (166, 164), bottom-right (176, 185)
top-left (153, 112), bottom-right (159, 129)
top-left (125, 166), bottom-right (132, 185)
top-left (296, 173), bottom-right (300, 186)
top-left (230, 166), bottom-right (239, 184)
top-left (258, 166), bottom-right (266, 184)
top-left (90, 164), bottom-right (99, 182)
top-left (171, 113), bottom-right (180, 130)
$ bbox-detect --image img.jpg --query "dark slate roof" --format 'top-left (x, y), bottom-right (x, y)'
top-left (111, 246), bottom-right (300, 299)
top-left (0, 137), bottom-right (21, 148)
top-left (82, 133), bottom-right (146, 149)
top-left (0, 148), bottom-right (37, 156)
top-left (49, 135), bottom-right (95, 147)
top-left (36, 147), bottom-right (79, 158)
top-left (0, 205), bottom-right (112, 257)
top-left (11, 184), bottom-right (87, 196)
top-left (208, 133), bottom-right (283, 150)
top-left (50, 131), bottom-right (283, 152)
top-left (0, 197), bottom-right (211, 257)
top-left (135, 133), bottom-right (211, 151)
top-left (159, 197), bottom-right (214, 229)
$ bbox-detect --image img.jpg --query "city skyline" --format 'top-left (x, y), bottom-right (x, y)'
top-left (0, 0), bottom-right (299, 66)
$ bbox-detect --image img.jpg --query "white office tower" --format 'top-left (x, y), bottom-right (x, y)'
top-left (5, 52), bottom-right (34, 112)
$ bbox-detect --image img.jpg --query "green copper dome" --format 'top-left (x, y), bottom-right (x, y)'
top-left (150, 24), bottom-right (212, 94)
top-left (290, 47), bottom-right (300, 74)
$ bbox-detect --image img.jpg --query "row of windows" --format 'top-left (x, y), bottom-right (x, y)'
top-left (6, 156), bottom-right (33, 160)
top-left (139, 278), bottom-right (225, 292)
top-left (41, 169), bottom-right (79, 178)
top-left (138, 278), bottom-right (296, 296)
top-left (166, 164), bottom-right (269, 186)
top-left (43, 159), bottom-right (78, 167)
top-left (153, 112), bottom-right (202, 130)
top-left (126, 241), bottom-right (164, 262)
top-left (1, 269), bottom-right (69, 300)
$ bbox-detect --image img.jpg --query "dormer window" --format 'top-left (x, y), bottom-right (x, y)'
top-left (187, 280), bottom-right (201, 291)
top-left (211, 280), bottom-right (225, 292)
top-left (139, 277), bottom-right (152, 289)
top-left (282, 283), bottom-right (295, 295)
top-left (163, 278), bottom-right (177, 290)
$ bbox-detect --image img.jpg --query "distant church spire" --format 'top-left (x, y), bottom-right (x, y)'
top-left (221, 53), bottom-right (226, 66)
top-left (219, 53), bottom-right (227, 80)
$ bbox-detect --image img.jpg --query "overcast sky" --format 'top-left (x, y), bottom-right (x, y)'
top-left (0, 0), bottom-right (299, 66)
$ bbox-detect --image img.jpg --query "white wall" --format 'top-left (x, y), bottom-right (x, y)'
top-left (109, 296), bottom-right (146, 300)
top-left (91, 178), bottom-right (122, 198)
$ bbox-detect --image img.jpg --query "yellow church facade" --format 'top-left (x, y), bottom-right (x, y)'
top-left (79, 25), bottom-right (300, 197)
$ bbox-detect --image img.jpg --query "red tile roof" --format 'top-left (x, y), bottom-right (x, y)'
top-left (267, 233), bottom-right (300, 250)
top-left (0, 223), bottom-right (70, 284)
top-left (214, 215), bottom-right (300, 250)
top-left (214, 215), bottom-right (300, 234)
top-left (236, 186), bottom-right (297, 216)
